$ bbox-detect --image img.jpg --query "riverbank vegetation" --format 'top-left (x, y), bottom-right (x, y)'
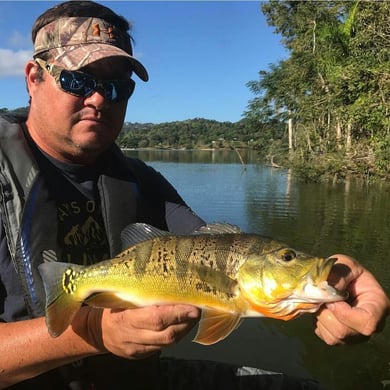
top-left (1, 1), bottom-right (388, 183)
top-left (245, 1), bottom-right (390, 182)
top-left (120, 1), bottom-right (389, 182)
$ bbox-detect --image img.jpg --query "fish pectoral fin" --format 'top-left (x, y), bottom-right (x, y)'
top-left (193, 308), bottom-right (243, 345)
top-left (85, 292), bottom-right (138, 309)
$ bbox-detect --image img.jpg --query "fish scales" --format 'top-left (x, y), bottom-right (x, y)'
top-left (187, 234), bottom-right (222, 270)
top-left (145, 236), bottom-right (178, 276)
top-left (212, 234), bottom-right (237, 272)
top-left (61, 253), bottom-right (236, 310)
top-left (132, 239), bottom-right (154, 277)
top-left (219, 234), bottom-right (264, 276)
top-left (183, 234), bottom-right (243, 275)
top-left (109, 236), bottom-right (240, 308)
top-left (140, 236), bottom-right (239, 307)
top-left (134, 236), bottom-right (196, 278)
top-left (38, 223), bottom-right (347, 344)
top-left (186, 234), bottom-right (273, 277)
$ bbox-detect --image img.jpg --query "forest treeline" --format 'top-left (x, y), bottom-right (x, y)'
top-left (1, 1), bottom-right (388, 182)
top-left (244, 0), bottom-right (390, 182)
top-left (111, 0), bottom-right (390, 183)
top-left (118, 119), bottom-right (258, 151)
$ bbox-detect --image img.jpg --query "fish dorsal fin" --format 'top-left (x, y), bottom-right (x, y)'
top-left (193, 223), bottom-right (242, 235)
top-left (121, 223), bottom-right (170, 249)
top-left (193, 308), bottom-right (243, 345)
top-left (121, 222), bottom-right (241, 249)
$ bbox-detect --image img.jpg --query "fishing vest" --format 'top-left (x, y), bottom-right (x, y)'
top-left (0, 115), bottom-right (176, 318)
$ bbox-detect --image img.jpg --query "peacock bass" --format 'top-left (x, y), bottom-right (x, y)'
top-left (38, 223), bottom-right (347, 345)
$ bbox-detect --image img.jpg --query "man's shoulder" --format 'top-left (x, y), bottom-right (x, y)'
top-left (122, 155), bottom-right (160, 179)
top-left (0, 113), bottom-right (27, 125)
top-left (0, 114), bottom-right (25, 139)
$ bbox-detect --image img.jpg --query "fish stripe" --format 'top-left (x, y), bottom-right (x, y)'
top-left (215, 235), bottom-right (235, 272)
top-left (133, 240), bottom-right (154, 277)
top-left (188, 235), bottom-right (220, 270)
top-left (174, 236), bottom-right (195, 276)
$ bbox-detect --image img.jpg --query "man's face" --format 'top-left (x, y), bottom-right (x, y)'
top-left (26, 57), bottom-right (132, 164)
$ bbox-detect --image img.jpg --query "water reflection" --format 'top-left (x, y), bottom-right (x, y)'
top-left (126, 150), bottom-right (390, 390)
top-left (124, 148), bottom-right (260, 165)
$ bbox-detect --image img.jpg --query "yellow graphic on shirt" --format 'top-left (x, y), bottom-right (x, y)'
top-left (58, 201), bottom-right (109, 265)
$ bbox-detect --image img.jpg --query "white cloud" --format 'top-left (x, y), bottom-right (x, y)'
top-left (0, 49), bottom-right (31, 76)
top-left (8, 31), bottom-right (31, 48)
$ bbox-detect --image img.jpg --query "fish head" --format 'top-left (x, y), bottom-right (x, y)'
top-left (237, 248), bottom-right (348, 320)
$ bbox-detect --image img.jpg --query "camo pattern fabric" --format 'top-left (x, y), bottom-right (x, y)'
top-left (34, 17), bottom-right (132, 57)
top-left (33, 17), bottom-right (148, 80)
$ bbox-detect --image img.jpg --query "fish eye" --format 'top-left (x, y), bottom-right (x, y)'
top-left (279, 249), bottom-right (296, 262)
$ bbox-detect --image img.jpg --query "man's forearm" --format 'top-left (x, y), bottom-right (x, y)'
top-left (0, 308), bottom-right (103, 388)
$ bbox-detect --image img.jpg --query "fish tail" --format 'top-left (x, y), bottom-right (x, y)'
top-left (38, 262), bottom-right (84, 337)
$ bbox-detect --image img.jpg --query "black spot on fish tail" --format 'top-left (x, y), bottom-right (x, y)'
top-left (38, 262), bottom-right (85, 337)
top-left (62, 268), bottom-right (78, 294)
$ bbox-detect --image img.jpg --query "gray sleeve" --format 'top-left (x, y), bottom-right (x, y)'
top-left (165, 201), bottom-right (206, 234)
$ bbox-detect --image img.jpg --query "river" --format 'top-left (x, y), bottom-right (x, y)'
top-left (125, 149), bottom-right (390, 390)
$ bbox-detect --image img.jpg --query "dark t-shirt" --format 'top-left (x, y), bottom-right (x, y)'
top-left (1, 153), bottom-right (112, 322)
top-left (41, 155), bottom-right (111, 265)
top-left (0, 133), bottom-right (205, 389)
top-left (0, 145), bottom-right (204, 323)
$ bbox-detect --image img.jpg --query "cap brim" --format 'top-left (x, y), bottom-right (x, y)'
top-left (48, 43), bottom-right (149, 82)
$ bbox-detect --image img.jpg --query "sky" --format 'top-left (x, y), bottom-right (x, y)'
top-left (0, 1), bottom-right (287, 124)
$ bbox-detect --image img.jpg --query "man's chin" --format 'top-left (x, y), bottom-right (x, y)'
top-left (71, 139), bottom-right (111, 161)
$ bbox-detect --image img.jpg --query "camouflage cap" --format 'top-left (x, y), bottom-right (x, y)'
top-left (33, 17), bottom-right (148, 81)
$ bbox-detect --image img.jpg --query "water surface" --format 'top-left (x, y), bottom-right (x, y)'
top-left (126, 149), bottom-right (390, 390)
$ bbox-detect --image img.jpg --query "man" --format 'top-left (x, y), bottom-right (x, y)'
top-left (0, 1), bottom-right (388, 389)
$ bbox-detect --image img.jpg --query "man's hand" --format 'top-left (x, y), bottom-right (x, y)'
top-left (315, 254), bottom-right (390, 345)
top-left (84, 304), bottom-right (201, 359)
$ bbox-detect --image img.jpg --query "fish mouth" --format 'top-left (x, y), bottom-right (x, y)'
top-left (295, 257), bottom-right (348, 303)
top-left (317, 256), bottom-right (337, 281)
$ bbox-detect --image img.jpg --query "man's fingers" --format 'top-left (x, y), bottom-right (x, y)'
top-left (327, 301), bottom-right (385, 336)
top-left (122, 305), bottom-right (200, 331)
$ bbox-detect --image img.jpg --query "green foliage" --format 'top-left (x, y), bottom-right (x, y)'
top-left (4, 0), bottom-right (390, 186)
top-left (0, 107), bottom-right (29, 118)
top-left (244, 0), bottom-right (390, 181)
top-left (118, 118), bottom-right (276, 155)
top-left (373, 135), bottom-right (390, 177)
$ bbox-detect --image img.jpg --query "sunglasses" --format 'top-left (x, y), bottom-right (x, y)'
top-left (35, 58), bottom-right (135, 103)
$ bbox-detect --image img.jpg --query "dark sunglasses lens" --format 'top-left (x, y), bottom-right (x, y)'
top-left (59, 70), bottom-right (96, 97)
top-left (59, 70), bottom-right (135, 102)
top-left (107, 80), bottom-right (135, 102)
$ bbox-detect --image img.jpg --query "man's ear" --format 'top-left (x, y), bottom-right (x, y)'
top-left (25, 60), bottom-right (42, 95)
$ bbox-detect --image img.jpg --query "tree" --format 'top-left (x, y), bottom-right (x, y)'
top-left (244, 0), bottom-right (390, 180)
